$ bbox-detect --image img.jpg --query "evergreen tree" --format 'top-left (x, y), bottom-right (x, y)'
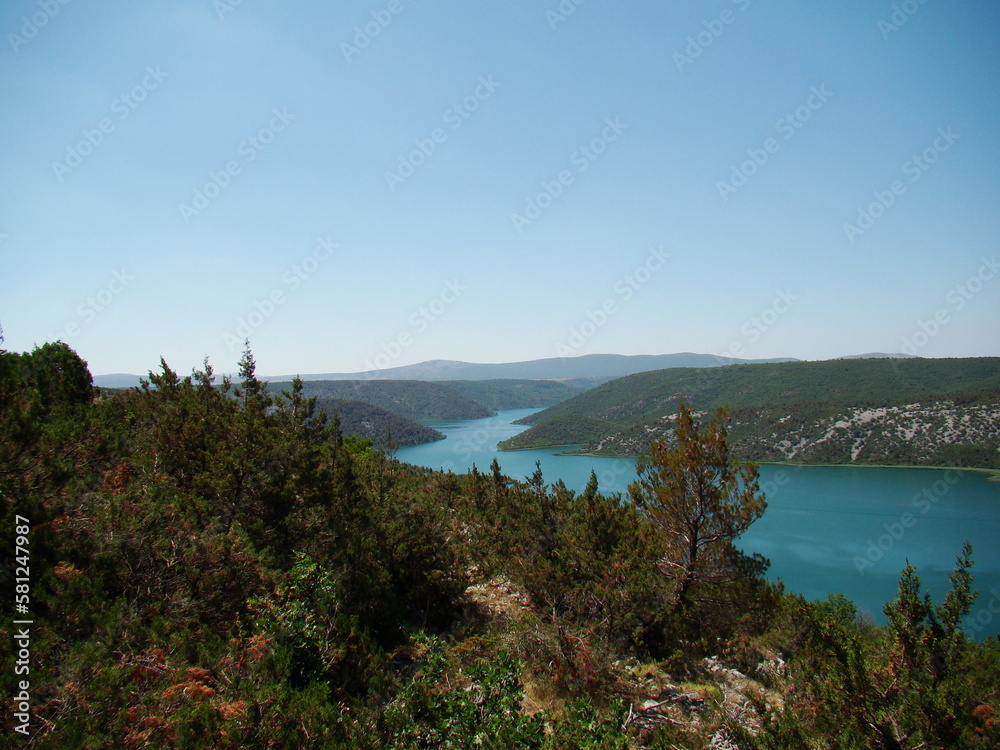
top-left (628, 401), bottom-right (767, 615)
top-left (798, 546), bottom-right (982, 749)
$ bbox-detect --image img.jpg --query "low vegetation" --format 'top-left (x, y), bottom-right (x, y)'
top-left (2, 341), bottom-right (998, 748)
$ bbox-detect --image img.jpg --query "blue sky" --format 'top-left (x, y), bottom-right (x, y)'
top-left (1, 0), bottom-right (998, 377)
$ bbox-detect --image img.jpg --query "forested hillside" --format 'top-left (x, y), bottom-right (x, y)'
top-left (2, 341), bottom-right (998, 749)
top-left (505, 358), bottom-right (1000, 469)
top-left (441, 379), bottom-right (585, 411)
top-left (313, 399), bottom-right (444, 448)
top-left (274, 377), bottom-right (587, 425)
top-left (272, 379), bottom-right (492, 422)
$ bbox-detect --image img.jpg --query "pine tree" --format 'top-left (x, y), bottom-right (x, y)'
top-left (801, 545), bottom-right (981, 749)
top-left (628, 401), bottom-right (767, 613)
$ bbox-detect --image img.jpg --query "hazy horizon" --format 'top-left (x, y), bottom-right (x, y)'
top-left (84, 349), bottom-right (956, 382)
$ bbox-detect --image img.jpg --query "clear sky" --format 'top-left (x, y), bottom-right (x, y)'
top-left (1, 0), bottom-right (998, 377)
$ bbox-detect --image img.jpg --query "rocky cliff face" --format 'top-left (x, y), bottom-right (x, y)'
top-left (584, 400), bottom-right (1000, 468)
top-left (738, 402), bottom-right (1000, 464)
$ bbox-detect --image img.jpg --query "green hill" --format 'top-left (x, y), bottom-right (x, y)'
top-left (313, 398), bottom-right (444, 448)
top-left (441, 379), bottom-right (585, 411)
top-left (518, 357), bottom-right (1000, 427)
top-left (272, 379), bottom-right (493, 422)
top-left (498, 414), bottom-right (615, 451)
top-left (511, 358), bottom-right (1000, 468)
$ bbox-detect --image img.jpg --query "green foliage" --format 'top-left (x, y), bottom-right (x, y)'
top-left (313, 398), bottom-right (444, 447)
top-left (498, 413), bottom-right (618, 451)
top-left (513, 358), bottom-right (1000, 468)
top-left (373, 647), bottom-right (546, 748)
top-left (930, 443), bottom-right (1000, 469)
top-left (0, 342), bottom-right (464, 746)
top-left (360, 639), bottom-right (631, 750)
top-left (272, 378), bottom-right (493, 422)
top-left (628, 403), bottom-right (768, 626)
top-left (3, 339), bottom-right (998, 749)
top-left (442, 378), bottom-right (585, 411)
top-left (547, 698), bottom-right (633, 749)
top-left (781, 545), bottom-right (988, 749)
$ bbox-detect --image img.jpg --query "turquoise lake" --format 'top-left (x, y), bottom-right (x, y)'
top-left (397, 409), bottom-right (1000, 639)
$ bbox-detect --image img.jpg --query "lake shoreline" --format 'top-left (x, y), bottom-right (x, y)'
top-left (523, 447), bottom-right (1000, 482)
top-left (756, 461), bottom-right (1000, 481)
top-left (497, 443), bottom-right (585, 454)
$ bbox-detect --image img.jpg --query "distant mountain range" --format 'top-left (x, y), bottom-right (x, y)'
top-left (93, 373), bottom-right (148, 388)
top-left (94, 352), bottom-right (918, 389)
top-left (266, 352), bottom-right (799, 383)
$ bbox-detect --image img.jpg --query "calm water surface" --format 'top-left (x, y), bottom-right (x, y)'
top-left (397, 409), bottom-right (1000, 638)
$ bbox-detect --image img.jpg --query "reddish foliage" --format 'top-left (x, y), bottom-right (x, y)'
top-left (46, 514), bottom-right (70, 533)
top-left (104, 461), bottom-right (133, 494)
top-left (186, 683), bottom-right (217, 699)
top-left (220, 634), bottom-right (271, 677)
top-left (973, 704), bottom-right (996, 734)
top-left (185, 667), bottom-right (214, 685)
top-left (119, 647), bottom-right (169, 684)
top-left (53, 561), bottom-right (83, 581)
top-left (124, 715), bottom-right (176, 748)
top-left (216, 701), bottom-right (248, 721)
top-left (163, 681), bottom-right (216, 700)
